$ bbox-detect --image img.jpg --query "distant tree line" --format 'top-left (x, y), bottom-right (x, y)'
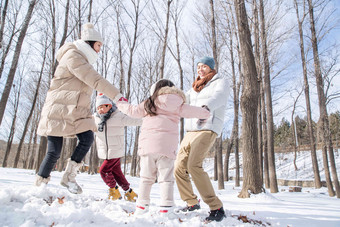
top-left (274, 111), bottom-right (340, 150)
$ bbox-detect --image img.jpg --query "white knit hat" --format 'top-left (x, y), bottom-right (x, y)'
top-left (81, 23), bottom-right (104, 43)
top-left (96, 93), bottom-right (113, 108)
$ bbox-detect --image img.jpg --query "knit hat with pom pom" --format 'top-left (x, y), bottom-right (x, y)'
top-left (81, 23), bottom-right (104, 43)
top-left (96, 93), bottom-right (114, 108)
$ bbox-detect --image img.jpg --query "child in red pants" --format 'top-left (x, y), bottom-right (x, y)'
top-left (94, 93), bottom-right (142, 202)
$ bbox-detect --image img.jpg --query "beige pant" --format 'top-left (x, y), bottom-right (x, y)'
top-left (174, 130), bottom-right (222, 210)
top-left (137, 153), bottom-right (175, 207)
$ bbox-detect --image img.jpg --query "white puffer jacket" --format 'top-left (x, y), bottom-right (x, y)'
top-left (94, 110), bottom-right (142, 159)
top-left (184, 74), bottom-right (230, 136)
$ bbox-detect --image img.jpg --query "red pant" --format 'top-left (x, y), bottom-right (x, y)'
top-left (99, 158), bottom-right (130, 190)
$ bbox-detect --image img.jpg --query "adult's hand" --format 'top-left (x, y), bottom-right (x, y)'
top-left (118, 97), bottom-right (128, 102)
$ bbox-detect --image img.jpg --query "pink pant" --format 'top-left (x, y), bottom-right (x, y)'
top-left (99, 158), bottom-right (130, 191)
top-left (137, 153), bottom-right (175, 207)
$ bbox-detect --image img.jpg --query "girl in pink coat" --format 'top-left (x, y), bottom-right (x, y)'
top-left (117, 79), bottom-right (210, 216)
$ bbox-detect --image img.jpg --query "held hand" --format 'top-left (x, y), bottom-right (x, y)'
top-left (118, 97), bottom-right (128, 102)
top-left (197, 105), bottom-right (210, 126)
top-left (201, 105), bottom-right (210, 112)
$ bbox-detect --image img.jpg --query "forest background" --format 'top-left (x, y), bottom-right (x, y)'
top-left (0, 0), bottom-right (339, 198)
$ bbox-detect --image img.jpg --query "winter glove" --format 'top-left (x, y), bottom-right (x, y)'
top-left (201, 105), bottom-right (210, 112)
top-left (197, 105), bottom-right (210, 125)
top-left (119, 97), bottom-right (128, 102)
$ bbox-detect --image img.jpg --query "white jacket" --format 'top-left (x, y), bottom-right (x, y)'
top-left (184, 74), bottom-right (230, 136)
top-left (94, 110), bottom-right (142, 159)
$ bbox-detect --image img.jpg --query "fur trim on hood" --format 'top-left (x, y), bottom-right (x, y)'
top-left (157, 86), bottom-right (186, 103)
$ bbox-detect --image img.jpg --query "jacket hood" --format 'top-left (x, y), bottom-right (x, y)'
top-left (56, 42), bottom-right (77, 62)
top-left (157, 86), bottom-right (186, 103)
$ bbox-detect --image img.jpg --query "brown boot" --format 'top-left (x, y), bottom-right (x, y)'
top-left (124, 188), bottom-right (138, 202)
top-left (109, 186), bottom-right (122, 200)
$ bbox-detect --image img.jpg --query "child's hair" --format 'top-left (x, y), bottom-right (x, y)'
top-left (144, 79), bottom-right (175, 116)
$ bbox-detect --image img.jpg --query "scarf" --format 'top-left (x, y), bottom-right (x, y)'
top-left (96, 107), bottom-right (116, 132)
top-left (192, 69), bottom-right (217, 92)
top-left (73, 39), bottom-right (98, 64)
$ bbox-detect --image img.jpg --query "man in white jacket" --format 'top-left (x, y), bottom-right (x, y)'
top-left (174, 56), bottom-right (230, 222)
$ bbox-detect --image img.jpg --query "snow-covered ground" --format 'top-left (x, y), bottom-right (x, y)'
top-left (1, 150), bottom-right (340, 227)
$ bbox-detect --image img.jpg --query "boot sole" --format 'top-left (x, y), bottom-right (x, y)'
top-left (60, 182), bottom-right (82, 194)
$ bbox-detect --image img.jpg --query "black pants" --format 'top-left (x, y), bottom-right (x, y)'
top-left (38, 130), bottom-right (94, 178)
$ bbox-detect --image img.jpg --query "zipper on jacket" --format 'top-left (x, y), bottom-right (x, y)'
top-left (104, 122), bottom-right (109, 159)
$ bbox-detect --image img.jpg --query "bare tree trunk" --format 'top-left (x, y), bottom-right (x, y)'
top-left (217, 137), bottom-right (224, 189)
top-left (292, 121), bottom-right (298, 171)
top-left (234, 29), bottom-right (242, 188)
top-left (115, 4), bottom-right (124, 93)
top-left (0, 0), bottom-right (37, 126)
top-left (2, 77), bottom-right (22, 167)
top-left (259, 0), bottom-right (278, 193)
top-left (209, 0), bottom-right (224, 189)
top-left (168, 2), bottom-right (185, 141)
top-left (130, 127), bottom-right (140, 177)
top-left (159, 0), bottom-right (172, 79)
top-left (88, 141), bottom-right (98, 174)
top-left (209, 0), bottom-right (218, 70)
top-left (253, 0), bottom-right (263, 185)
top-left (234, 0), bottom-right (262, 198)
top-left (3, 114), bottom-right (16, 167)
top-left (223, 137), bottom-right (233, 181)
top-left (121, 20), bottom-right (126, 174)
top-left (125, 1), bottom-right (141, 99)
top-left (234, 129), bottom-right (240, 187)
top-left (23, 115), bottom-right (36, 169)
top-left (50, 0), bottom-right (70, 77)
top-left (307, 0), bottom-right (339, 198)
top-left (0, 24), bottom-right (16, 79)
top-left (294, 0), bottom-right (321, 188)
top-left (87, 0), bottom-right (93, 22)
top-left (28, 117), bottom-right (39, 169)
top-left (261, 77), bottom-right (269, 188)
top-left (0, 0), bottom-right (9, 50)
top-left (291, 90), bottom-right (303, 171)
top-left (77, 0), bottom-right (82, 38)
top-left (228, 5), bottom-right (242, 187)
top-left (13, 38), bottom-right (47, 168)
top-left (223, 18), bottom-right (237, 181)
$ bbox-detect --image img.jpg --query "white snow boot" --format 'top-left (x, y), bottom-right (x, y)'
top-left (34, 175), bottom-right (50, 186)
top-left (60, 158), bottom-right (83, 194)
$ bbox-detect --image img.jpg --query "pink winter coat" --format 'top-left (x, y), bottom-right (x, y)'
top-left (117, 86), bottom-right (210, 159)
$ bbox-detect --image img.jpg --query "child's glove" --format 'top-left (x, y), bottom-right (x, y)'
top-left (119, 97), bottom-right (128, 102)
